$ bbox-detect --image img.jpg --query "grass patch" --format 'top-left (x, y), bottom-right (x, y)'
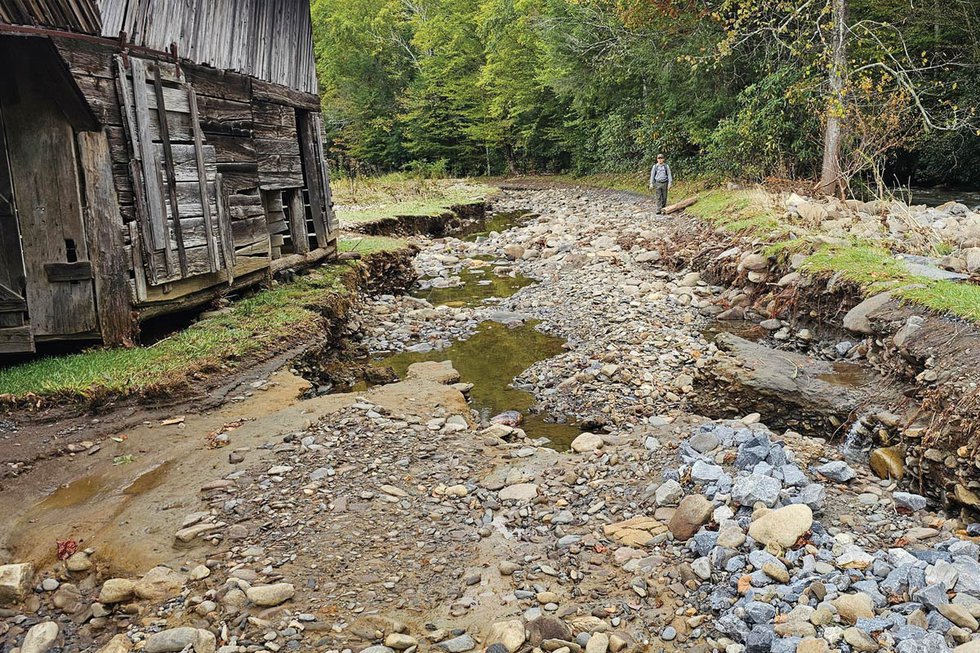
top-left (0, 265), bottom-right (355, 401)
top-left (801, 244), bottom-right (912, 291)
top-left (339, 235), bottom-right (408, 254)
top-left (692, 186), bottom-right (980, 325)
top-left (333, 175), bottom-right (495, 225)
top-left (899, 282), bottom-right (980, 323)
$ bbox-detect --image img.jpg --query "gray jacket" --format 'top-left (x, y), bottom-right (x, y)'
top-left (649, 162), bottom-right (673, 187)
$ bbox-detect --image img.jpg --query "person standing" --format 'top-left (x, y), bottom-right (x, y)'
top-left (648, 153), bottom-right (673, 214)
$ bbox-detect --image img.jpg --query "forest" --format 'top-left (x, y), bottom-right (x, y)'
top-left (312, 0), bottom-right (980, 191)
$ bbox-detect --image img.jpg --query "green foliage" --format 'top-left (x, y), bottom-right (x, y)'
top-left (312, 0), bottom-right (980, 184)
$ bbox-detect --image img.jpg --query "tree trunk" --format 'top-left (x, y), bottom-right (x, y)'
top-left (818, 0), bottom-right (847, 197)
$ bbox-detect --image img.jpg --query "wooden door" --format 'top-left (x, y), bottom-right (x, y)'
top-left (0, 51), bottom-right (98, 338)
top-left (117, 56), bottom-right (234, 286)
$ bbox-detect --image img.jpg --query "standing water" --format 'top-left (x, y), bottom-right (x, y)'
top-left (370, 209), bottom-right (582, 449)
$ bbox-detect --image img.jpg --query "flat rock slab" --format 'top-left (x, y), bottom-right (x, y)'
top-left (694, 333), bottom-right (885, 434)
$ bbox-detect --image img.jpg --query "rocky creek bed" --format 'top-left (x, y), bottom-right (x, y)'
top-left (3, 187), bottom-right (980, 653)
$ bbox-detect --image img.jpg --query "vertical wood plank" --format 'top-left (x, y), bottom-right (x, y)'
top-left (151, 64), bottom-right (188, 276)
top-left (77, 130), bottom-right (135, 347)
top-left (214, 173), bottom-right (235, 283)
top-left (128, 222), bottom-right (148, 303)
top-left (187, 85), bottom-right (219, 272)
top-left (286, 188), bottom-right (310, 255)
top-left (130, 57), bottom-right (174, 272)
top-left (296, 110), bottom-right (328, 248)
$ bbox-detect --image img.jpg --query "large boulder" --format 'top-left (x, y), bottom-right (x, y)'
top-left (748, 504), bottom-right (813, 548)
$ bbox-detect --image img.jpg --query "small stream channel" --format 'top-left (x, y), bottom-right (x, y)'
top-left (366, 210), bottom-right (582, 450)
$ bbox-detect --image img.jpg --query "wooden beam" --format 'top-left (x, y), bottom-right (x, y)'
top-left (663, 197), bottom-right (698, 215)
top-left (130, 58), bottom-right (174, 272)
top-left (188, 86), bottom-right (219, 273)
top-left (77, 130), bottom-right (135, 347)
top-left (151, 63), bottom-right (188, 276)
top-left (286, 188), bottom-right (309, 255)
top-left (43, 261), bottom-right (93, 282)
top-left (214, 173), bottom-right (235, 284)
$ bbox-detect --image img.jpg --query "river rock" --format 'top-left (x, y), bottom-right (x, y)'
top-left (668, 494), bottom-right (713, 541)
top-left (832, 593), bottom-right (875, 624)
top-left (64, 551), bottom-right (93, 573)
top-left (797, 637), bottom-right (830, 653)
top-left (21, 621), bottom-right (59, 653)
top-left (486, 619), bottom-right (526, 653)
top-left (437, 635), bottom-right (476, 652)
top-left (869, 445), bottom-right (904, 480)
top-left (527, 616), bottom-right (572, 646)
top-left (893, 491), bottom-right (927, 512)
top-left (134, 566), bottom-right (186, 600)
top-left (842, 292), bottom-right (893, 334)
top-left (500, 483), bottom-right (538, 501)
top-left (143, 627), bottom-right (216, 653)
top-left (748, 504), bottom-right (813, 548)
top-left (246, 582), bottom-right (295, 606)
top-left (98, 578), bottom-right (136, 604)
top-left (842, 627), bottom-right (878, 652)
top-left (385, 633), bottom-right (418, 649)
top-left (941, 604), bottom-right (980, 631)
top-left (586, 632), bottom-right (610, 653)
top-left (655, 479), bottom-right (683, 506)
top-left (571, 432), bottom-right (603, 453)
top-left (97, 634), bottom-right (133, 653)
top-left (0, 562), bottom-right (33, 606)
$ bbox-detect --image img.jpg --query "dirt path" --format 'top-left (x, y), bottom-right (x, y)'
top-left (0, 187), bottom-right (976, 653)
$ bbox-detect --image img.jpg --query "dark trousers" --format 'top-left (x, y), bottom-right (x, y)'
top-left (654, 182), bottom-right (669, 213)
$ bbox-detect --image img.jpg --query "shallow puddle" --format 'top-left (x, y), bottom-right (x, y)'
top-left (36, 474), bottom-right (107, 510)
top-left (375, 320), bottom-right (580, 449)
top-left (460, 210), bottom-right (533, 241)
top-left (411, 270), bottom-right (533, 308)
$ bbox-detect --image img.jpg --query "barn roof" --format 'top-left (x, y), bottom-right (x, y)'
top-left (0, 0), bottom-right (318, 94)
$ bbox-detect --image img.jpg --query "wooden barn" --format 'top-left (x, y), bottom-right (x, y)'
top-left (0, 0), bottom-right (338, 353)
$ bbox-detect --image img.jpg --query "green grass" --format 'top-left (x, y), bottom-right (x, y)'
top-left (898, 281), bottom-right (980, 323)
top-left (0, 265), bottom-right (355, 401)
top-left (690, 187), bottom-right (980, 324)
top-left (339, 235), bottom-right (408, 254)
top-left (333, 175), bottom-right (495, 225)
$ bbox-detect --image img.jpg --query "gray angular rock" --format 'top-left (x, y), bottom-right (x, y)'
top-left (733, 473), bottom-right (781, 507)
top-left (815, 460), bottom-right (855, 482)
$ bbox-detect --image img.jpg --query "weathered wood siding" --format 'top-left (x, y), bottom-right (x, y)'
top-left (48, 37), bottom-right (336, 313)
top-left (98, 0), bottom-right (318, 94)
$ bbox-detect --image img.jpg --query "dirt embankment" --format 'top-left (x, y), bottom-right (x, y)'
top-left (348, 202), bottom-right (487, 237)
top-left (663, 205), bottom-right (980, 516)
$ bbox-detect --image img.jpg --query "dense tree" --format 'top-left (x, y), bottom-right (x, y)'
top-left (311, 0), bottom-right (980, 189)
